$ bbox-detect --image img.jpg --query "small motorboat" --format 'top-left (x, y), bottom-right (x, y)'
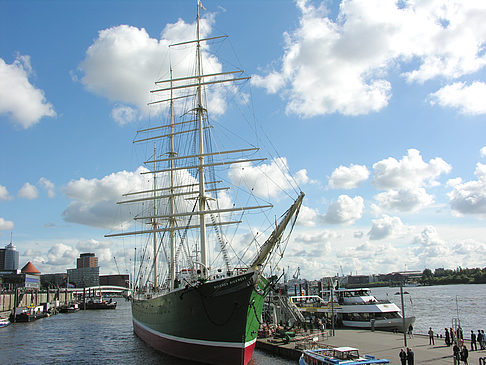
top-left (85, 296), bottom-right (117, 310)
top-left (299, 347), bottom-right (389, 365)
top-left (0, 317), bottom-right (11, 328)
top-left (59, 303), bottom-right (80, 313)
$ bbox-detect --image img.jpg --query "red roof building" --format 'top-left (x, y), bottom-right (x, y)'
top-left (21, 261), bottom-right (41, 275)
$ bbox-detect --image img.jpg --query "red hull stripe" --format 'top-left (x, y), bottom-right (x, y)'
top-left (133, 319), bottom-right (256, 365)
top-left (133, 318), bottom-right (256, 348)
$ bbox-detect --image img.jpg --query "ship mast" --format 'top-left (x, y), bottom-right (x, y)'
top-left (105, 1), bottom-right (287, 290)
top-left (195, 3), bottom-right (208, 279)
top-left (169, 68), bottom-right (176, 290)
top-left (152, 144), bottom-right (158, 288)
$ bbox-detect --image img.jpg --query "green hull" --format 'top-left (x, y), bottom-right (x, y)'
top-left (132, 271), bottom-right (267, 365)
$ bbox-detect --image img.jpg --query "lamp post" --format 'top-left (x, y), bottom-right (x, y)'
top-left (395, 284), bottom-right (409, 347)
top-left (329, 278), bottom-right (335, 336)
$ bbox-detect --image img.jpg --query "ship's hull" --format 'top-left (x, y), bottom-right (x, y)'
top-left (132, 271), bottom-right (266, 365)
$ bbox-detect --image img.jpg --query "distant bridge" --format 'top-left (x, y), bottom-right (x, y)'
top-left (69, 285), bottom-right (131, 295)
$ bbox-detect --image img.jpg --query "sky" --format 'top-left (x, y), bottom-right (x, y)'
top-left (1, 0), bottom-right (486, 280)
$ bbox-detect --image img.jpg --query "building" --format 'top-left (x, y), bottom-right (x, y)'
top-left (0, 241), bottom-right (20, 273)
top-left (0, 261), bottom-right (41, 290)
top-left (67, 253), bottom-right (100, 287)
top-left (77, 252), bottom-right (98, 268)
top-left (21, 261), bottom-right (41, 289)
top-left (68, 267), bottom-right (99, 287)
top-left (41, 273), bottom-right (68, 288)
top-left (100, 274), bottom-right (129, 287)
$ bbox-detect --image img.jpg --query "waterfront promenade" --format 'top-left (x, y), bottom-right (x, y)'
top-left (258, 329), bottom-right (486, 364)
top-left (323, 329), bottom-right (485, 364)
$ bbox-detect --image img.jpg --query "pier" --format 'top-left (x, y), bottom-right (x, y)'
top-left (257, 329), bottom-right (486, 364)
top-left (0, 289), bottom-right (73, 313)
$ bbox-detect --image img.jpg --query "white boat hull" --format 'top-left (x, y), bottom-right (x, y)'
top-left (342, 316), bottom-right (415, 331)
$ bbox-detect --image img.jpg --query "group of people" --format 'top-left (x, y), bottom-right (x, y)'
top-left (402, 327), bottom-right (485, 364)
top-left (469, 329), bottom-right (486, 351)
top-left (444, 327), bottom-right (459, 346)
top-left (443, 327), bottom-right (486, 364)
top-left (399, 348), bottom-right (414, 365)
top-left (452, 342), bottom-right (469, 365)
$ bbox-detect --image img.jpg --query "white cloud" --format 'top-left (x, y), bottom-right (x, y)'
top-left (80, 25), bottom-right (166, 112)
top-left (336, 240), bottom-right (403, 275)
top-left (411, 226), bottom-right (452, 268)
top-left (401, 2), bottom-right (486, 83)
top-left (62, 167), bottom-right (151, 229)
top-left (430, 82), bottom-right (486, 115)
top-left (371, 150), bottom-right (449, 212)
top-left (374, 187), bottom-right (434, 212)
top-left (253, 0), bottom-right (486, 117)
top-left (329, 164), bottom-right (369, 189)
top-left (481, 146), bottom-right (486, 158)
top-left (290, 230), bottom-right (337, 258)
top-left (0, 55), bottom-right (56, 128)
top-left (448, 163), bottom-right (486, 216)
top-left (111, 105), bottom-right (138, 125)
top-left (38, 177), bottom-right (55, 198)
top-left (368, 215), bottom-right (407, 240)
top-left (46, 243), bottom-right (79, 266)
top-left (18, 182), bottom-right (39, 200)
top-left (296, 205), bottom-right (319, 227)
top-left (79, 14), bottom-right (234, 123)
top-left (76, 239), bottom-right (113, 266)
top-left (323, 195), bottom-right (364, 224)
top-left (253, 0), bottom-right (392, 117)
top-left (446, 177), bottom-right (462, 188)
top-left (373, 149), bottom-right (451, 190)
top-left (0, 218), bottom-right (14, 231)
top-left (0, 185), bottom-right (12, 200)
top-left (228, 157), bottom-right (304, 200)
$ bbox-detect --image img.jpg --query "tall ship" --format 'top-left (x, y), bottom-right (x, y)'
top-left (105, 2), bottom-right (304, 365)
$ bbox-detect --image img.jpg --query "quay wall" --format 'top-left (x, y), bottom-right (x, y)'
top-left (0, 291), bottom-right (74, 312)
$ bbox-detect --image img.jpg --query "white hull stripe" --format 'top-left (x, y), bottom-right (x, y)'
top-left (133, 318), bottom-right (257, 349)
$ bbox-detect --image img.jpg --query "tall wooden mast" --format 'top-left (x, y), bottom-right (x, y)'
top-left (169, 68), bottom-right (176, 290)
top-left (195, 2), bottom-right (208, 279)
top-left (152, 144), bottom-right (158, 287)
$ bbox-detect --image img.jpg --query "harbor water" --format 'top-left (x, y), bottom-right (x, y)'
top-left (371, 283), bottom-right (486, 336)
top-left (0, 298), bottom-right (293, 365)
top-left (1, 284), bottom-right (484, 364)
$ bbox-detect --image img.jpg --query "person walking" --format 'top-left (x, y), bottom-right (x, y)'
top-left (445, 328), bottom-right (451, 346)
top-left (428, 327), bottom-right (435, 345)
top-left (470, 330), bottom-right (477, 351)
top-left (478, 330), bottom-right (484, 350)
top-left (460, 345), bottom-right (469, 364)
top-left (399, 348), bottom-right (407, 365)
top-left (406, 347), bottom-right (414, 365)
top-left (453, 343), bottom-right (460, 365)
top-left (408, 324), bottom-right (414, 338)
top-left (481, 330), bottom-right (486, 350)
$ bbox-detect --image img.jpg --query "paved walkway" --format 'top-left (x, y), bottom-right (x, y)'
top-left (321, 329), bottom-right (486, 364)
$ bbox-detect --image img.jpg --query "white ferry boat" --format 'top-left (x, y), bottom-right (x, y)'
top-left (290, 288), bottom-right (415, 331)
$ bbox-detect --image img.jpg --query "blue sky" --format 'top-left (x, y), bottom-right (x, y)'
top-left (1, 0), bottom-right (486, 279)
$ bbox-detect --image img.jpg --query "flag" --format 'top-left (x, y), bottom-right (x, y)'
top-left (198, 0), bottom-right (206, 11)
